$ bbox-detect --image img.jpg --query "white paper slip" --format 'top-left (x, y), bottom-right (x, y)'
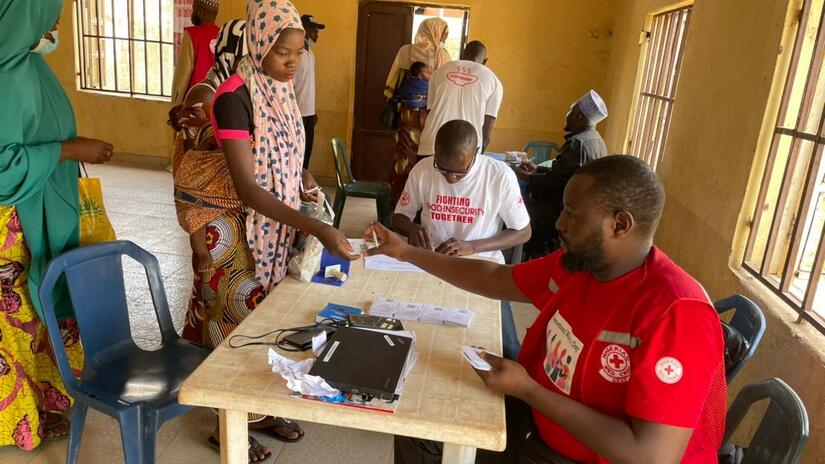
top-left (444, 308), bottom-right (475, 327)
top-left (348, 240), bottom-right (424, 272)
top-left (461, 346), bottom-right (496, 371)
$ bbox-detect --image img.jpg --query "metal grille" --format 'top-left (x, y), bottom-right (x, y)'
top-left (627, 6), bottom-right (692, 170)
top-left (744, 0), bottom-right (825, 330)
top-left (75, 0), bottom-right (175, 99)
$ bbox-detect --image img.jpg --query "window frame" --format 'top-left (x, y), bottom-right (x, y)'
top-left (742, 0), bottom-right (825, 332)
top-left (624, 2), bottom-right (693, 170)
top-left (74, 0), bottom-right (175, 101)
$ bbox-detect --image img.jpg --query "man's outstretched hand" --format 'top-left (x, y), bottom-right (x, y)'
top-left (363, 222), bottom-right (411, 260)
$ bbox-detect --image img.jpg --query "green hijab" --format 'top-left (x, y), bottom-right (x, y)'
top-left (0, 0), bottom-right (79, 319)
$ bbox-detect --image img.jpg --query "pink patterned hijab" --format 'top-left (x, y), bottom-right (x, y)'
top-left (238, 0), bottom-right (305, 291)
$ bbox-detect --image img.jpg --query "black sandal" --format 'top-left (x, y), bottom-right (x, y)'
top-left (207, 435), bottom-right (272, 462)
top-left (258, 417), bottom-right (304, 443)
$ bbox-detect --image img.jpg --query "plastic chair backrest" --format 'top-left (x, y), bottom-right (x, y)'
top-left (331, 138), bottom-right (356, 188)
top-left (39, 241), bottom-right (177, 387)
top-left (522, 141), bottom-right (560, 164)
top-left (724, 378), bottom-right (809, 463)
top-left (714, 294), bottom-right (766, 383)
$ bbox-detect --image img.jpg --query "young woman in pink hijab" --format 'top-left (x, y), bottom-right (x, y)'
top-left (192, 0), bottom-right (359, 460)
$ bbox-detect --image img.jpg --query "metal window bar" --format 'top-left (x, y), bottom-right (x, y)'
top-left (744, 0), bottom-right (825, 328)
top-left (628, 6), bottom-right (692, 170)
top-left (75, 0), bottom-right (173, 98)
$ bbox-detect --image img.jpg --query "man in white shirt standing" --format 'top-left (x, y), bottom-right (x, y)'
top-left (393, 120), bottom-right (530, 359)
top-left (294, 14), bottom-right (324, 169)
top-left (418, 41), bottom-right (503, 157)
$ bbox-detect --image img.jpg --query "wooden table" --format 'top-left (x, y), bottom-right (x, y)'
top-left (179, 258), bottom-right (506, 464)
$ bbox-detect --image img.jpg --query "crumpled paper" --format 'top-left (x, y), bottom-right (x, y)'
top-left (267, 348), bottom-right (340, 397)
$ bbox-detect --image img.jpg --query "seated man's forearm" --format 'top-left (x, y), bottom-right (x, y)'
top-left (399, 246), bottom-right (529, 302)
top-left (471, 225), bottom-right (531, 253)
top-left (520, 383), bottom-right (692, 464)
top-left (391, 213), bottom-right (416, 236)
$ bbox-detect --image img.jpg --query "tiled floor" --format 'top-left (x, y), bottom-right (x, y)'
top-left (0, 164), bottom-right (537, 463)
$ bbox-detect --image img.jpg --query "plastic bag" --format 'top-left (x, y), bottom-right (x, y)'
top-left (288, 192), bottom-right (334, 282)
top-left (78, 176), bottom-right (116, 246)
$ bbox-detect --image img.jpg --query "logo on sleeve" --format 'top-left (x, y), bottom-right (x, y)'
top-left (599, 344), bottom-right (631, 384)
top-left (655, 357), bottom-right (683, 384)
top-left (400, 191), bottom-right (410, 207)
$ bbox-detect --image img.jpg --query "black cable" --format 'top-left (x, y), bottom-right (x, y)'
top-left (227, 320), bottom-right (346, 350)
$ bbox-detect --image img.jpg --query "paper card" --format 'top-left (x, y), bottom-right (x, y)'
top-left (324, 264), bottom-right (341, 278)
top-left (461, 346), bottom-right (496, 371)
top-left (312, 330), bottom-right (328, 356)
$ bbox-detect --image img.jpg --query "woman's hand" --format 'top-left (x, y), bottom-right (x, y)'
top-left (301, 169), bottom-right (320, 203)
top-left (315, 224), bottom-right (361, 260)
top-left (60, 137), bottom-right (114, 164)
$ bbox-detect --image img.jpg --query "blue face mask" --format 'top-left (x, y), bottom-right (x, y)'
top-left (33, 31), bottom-right (59, 55)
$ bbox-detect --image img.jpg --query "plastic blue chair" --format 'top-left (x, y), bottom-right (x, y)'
top-left (38, 241), bottom-right (210, 464)
top-left (721, 378), bottom-right (809, 463)
top-left (330, 137), bottom-right (392, 228)
top-left (714, 294), bottom-right (766, 384)
top-left (522, 141), bottom-right (561, 165)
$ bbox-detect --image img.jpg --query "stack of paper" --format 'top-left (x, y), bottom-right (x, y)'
top-left (369, 297), bottom-right (475, 328)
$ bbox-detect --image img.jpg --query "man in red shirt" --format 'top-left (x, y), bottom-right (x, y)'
top-left (365, 155), bottom-right (726, 464)
top-left (171, 0), bottom-right (220, 104)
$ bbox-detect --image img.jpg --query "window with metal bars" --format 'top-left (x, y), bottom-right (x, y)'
top-left (626, 6), bottom-right (692, 170)
top-left (743, 0), bottom-right (825, 331)
top-left (75, 0), bottom-right (175, 99)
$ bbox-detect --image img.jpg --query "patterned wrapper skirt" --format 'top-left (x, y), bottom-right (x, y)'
top-left (0, 206), bottom-right (83, 450)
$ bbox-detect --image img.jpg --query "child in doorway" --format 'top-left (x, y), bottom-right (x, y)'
top-left (397, 61), bottom-right (431, 110)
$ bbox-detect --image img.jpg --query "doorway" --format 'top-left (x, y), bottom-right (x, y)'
top-left (351, 1), bottom-right (469, 182)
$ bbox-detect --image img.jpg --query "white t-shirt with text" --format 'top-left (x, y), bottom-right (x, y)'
top-left (395, 155), bottom-right (529, 263)
top-left (294, 47), bottom-right (316, 117)
top-left (418, 60), bottom-right (504, 156)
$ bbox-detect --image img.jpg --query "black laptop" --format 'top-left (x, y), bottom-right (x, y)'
top-left (309, 326), bottom-right (413, 401)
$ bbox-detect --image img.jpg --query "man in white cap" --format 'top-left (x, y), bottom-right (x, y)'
top-left (518, 89), bottom-right (609, 258)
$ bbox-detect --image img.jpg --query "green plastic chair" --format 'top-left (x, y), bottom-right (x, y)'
top-left (330, 138), bottom-right (392, 229)
top-left (523, 141), bottom-right (561, 165)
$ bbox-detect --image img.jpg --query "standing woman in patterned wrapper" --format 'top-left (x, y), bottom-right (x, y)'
top-left (0, 0), bottom-right (113, 451)
top-left (199, 0), bottom-right (360, 460)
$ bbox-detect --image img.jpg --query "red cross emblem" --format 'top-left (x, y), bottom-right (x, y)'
top-left (599, 344), bottom-right (631, 384)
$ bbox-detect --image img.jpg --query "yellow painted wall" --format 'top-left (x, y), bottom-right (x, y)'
top-left (49, 0), bottom-right (615, 178)
top-left (603, 0), bottom-right (825, 460)
top-left (47, 0), bottom-right (174, 161)
top-left (221, 0), bottom-right (617, 177)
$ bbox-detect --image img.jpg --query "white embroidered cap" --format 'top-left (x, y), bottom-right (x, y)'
top-left (575, 89), bottom-right (608, 125)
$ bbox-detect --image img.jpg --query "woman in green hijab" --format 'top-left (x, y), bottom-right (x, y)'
top-left (0, 0), bottom-right (114, 450)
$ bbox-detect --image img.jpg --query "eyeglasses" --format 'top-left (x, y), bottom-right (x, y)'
top-left (433, 155), bottom-right (476, 180)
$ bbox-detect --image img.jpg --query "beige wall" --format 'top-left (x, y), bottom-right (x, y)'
top-left (49, 0), bottom-right (615, 178)
top-left (602, 0), bottom-right (825, 460)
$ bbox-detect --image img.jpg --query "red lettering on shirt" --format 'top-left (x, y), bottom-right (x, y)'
top-left (428, 196), bottom-right (484, 224)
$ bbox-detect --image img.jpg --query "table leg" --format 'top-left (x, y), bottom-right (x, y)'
top-left (442, 443), bottom-right (477, 464)
top-left (219, 409), bottom-right (248, 464)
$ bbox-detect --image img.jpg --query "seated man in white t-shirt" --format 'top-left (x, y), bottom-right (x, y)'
top-left (393, 119), bottom-right (531, 359)
top-left (418, 41), bottom-right (503, 157)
